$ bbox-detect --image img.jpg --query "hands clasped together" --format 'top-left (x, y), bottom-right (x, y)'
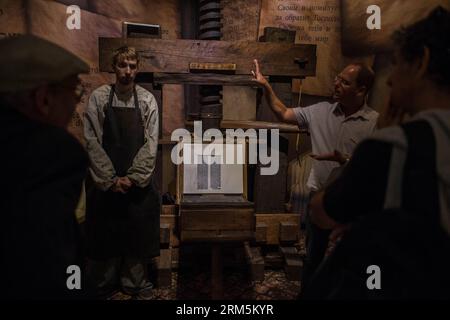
top-left (111, 176), bottom-right (133, 194)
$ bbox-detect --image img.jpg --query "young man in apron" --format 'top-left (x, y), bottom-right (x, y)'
top-left (84, 46), bottom-right (160, 299)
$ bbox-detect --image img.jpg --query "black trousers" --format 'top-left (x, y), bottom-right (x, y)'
top-left (300, 192), bottom-right (331, 294)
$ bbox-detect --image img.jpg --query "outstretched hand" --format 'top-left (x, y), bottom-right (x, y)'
top-left (310, 150), bottom-right (348, 165)
top-left (251, 59), bottom-right (269, 87)
top-left (325, 223), bottom-right (352, 257)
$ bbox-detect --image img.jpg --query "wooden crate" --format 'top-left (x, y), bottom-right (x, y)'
top-left (180, 205), bottom-right (255, 242)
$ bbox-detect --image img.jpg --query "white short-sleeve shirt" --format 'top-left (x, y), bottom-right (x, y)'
top-left (293, 101), bottom-right (379, 191)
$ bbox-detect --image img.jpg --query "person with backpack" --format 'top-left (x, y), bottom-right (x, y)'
top-left (305, 6), bottom-right (450, 299)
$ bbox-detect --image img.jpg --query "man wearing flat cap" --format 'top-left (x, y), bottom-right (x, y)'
top-left (84, 46), bottom-right (159, 299)
top-left (0, 35), bottom-right (90, 299)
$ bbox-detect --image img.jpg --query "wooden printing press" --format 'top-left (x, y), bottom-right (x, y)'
top-left (99, 36), bottom-right (316, 298)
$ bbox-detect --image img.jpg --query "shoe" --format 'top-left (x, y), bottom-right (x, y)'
top-left (135, 282), bottom-right (154, 300)
top-left (91, 286), bottom-right (120, 300)
top-left (123, 282), bottom-right (154, 300)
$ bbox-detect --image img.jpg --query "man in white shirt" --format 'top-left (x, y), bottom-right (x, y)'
top-left (252, 60), bottom-right (379, 289)
top-left (253, 60), bottom-right (379, 191)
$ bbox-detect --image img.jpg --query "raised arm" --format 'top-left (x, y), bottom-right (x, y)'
top-left (251, 59), bottom-right (297, 124)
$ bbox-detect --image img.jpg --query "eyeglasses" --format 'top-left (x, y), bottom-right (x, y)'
top-left (49, 82), bottom-right (86, 103)
top-left (74, 83), bottom-right (86, 103)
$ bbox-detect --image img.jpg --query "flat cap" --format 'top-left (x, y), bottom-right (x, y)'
top-left (0, 35), bottom-right (90, 92)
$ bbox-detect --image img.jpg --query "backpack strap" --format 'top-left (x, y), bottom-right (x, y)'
top-left (401, 120), bottom-right (440, 222)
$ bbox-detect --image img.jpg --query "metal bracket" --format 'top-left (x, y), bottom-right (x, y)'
top-left (294, 58), bottom-right (309, 69)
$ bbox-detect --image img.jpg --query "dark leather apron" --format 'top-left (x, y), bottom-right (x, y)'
top-left (86, 85), bottom-right (160, 260)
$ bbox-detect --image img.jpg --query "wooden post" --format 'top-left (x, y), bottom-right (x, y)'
top-left (279, 245), bottom-right (303, 281)
top-left (156, 248), bottom-right (172, 288)
top-left (255, 222), bottom-right (268, 244)
top-left (160, 223), bottom-right (171, 249)
top-left (285, 258), bottom-right (303, 281)
top-left (211, 244), bottom-right (223, 300)
top-left (279, 221), bottom-right (299, 245)
top-left (244, 242), bottom-right (265, 281)
top-left (254, 27), bottom-right (297, 213)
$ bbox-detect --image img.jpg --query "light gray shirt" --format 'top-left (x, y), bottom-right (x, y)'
top-left (84, 84), bottom-right (159, 191)
top-left (293, 101), bottom-right (379, 191)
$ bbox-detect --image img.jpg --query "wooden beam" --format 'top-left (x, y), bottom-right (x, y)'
top-left (161, 204), bottom-right (177, 215)
top-left (256, 213), bottom-right (300, 245)
top-left (171, 247), bottom-right (179, 270)
top-left (264, 252), bottom-right (284, 269)
top-left (279, 221), bottom-right (299, 244)
top-left (160, 223), bottom-right (171, 249)
top-left (154, 73), bottom-right (294, 85)
top-left (99, 38), bottom-right (316, 77)
top-left (181, 230), bottom-right (254, 242)
top-left (180, 208), bottom-right (254, 231)
top-left (221, 120), bottom-right (305, 133)
top-left (255, 223), bottom-right (268, 244)
top-left (160, 214), bottom-right (180, 248)
top-left (279, 246), bottom-right (300, 260)
top-left (285, 258), bottom-right (303, 281)
top-left (244, 242), bottom-right (265, 281)
top-left (211, 244), bottom-right (223, 300)
top-left (279, 245), bottom-right (303, 281)
top-left (158, 136), bottom-right (177, 145)
top-left (154, 73), bottom-right (256, 86)
top-left (184, 119), bottom-right (306, 133)
top-left (189, 62), bottom-right (236, 72)
top-left (156, 248), bottom-right (172, 288)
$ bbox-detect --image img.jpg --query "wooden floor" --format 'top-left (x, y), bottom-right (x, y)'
top-left (109, 268), bottom-right (301, 300)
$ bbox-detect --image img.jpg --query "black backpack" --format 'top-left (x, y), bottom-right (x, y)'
top-left (303, 120), bottom-right (450, 299)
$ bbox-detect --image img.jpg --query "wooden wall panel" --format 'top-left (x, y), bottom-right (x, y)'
top-left (27, 0), bottom-right (122, 144)
top-left (86, 0), bottom-right (181, 39)
top-left (341, 0), bottom-right (450, 55)
top-left (259, 0), bottom-right (342, 96)
top-left (255, 213), bottom-right (300, 245)
top-left (259, 0), bottom-right (374, 97)
top-left (0, 0), bottom-right (26, 36)
top-left (221, 0), bottom-right (261, 42)
top-left (162, 84), bottom-right (184, 136)
top-left (27, 0), bottom-right (122, 67)
top-left (27, 0), bottom-right (184, 142)
top-left (55, 0), bottom-right (89, 10)
top-left (222, 86), bottom-right (256, 121)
